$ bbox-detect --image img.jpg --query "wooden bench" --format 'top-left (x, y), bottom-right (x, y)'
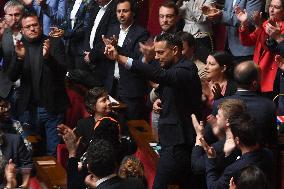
top-left (34, 156), bottom-right (67, 189)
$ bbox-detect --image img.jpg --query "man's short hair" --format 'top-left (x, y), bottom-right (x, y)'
top-left (117, 0), bottom-right (136, 13)
top-left (155, 33), bottom-right (183, 51)
top-left (19, 12), bottom-right (39, 29)
top-left (229, 112), bottom-right (260, 146)
top-left (84, 87), bottom-right (108, 114)
top-left (235, 165), bottom-right (268, 189)
top-left (159, 0), bottom-right (179, 16)
top-left (218, 99), bottom-right (246, 120)
top-left (4, 0), bottom-right (24, 14)
top-left (176, 31), bottom-right (195, 50)
top-left (87, 139), bottom-right (117, 178)
top-left (234, 61), bottom-right (260, 89)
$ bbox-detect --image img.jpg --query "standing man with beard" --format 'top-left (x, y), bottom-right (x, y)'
top-left (104, 33), bottom-right (202, 189)
top-left (101, 0), bottom-right (149, 120)
top-left (7, 13), bottom-right (69, 156)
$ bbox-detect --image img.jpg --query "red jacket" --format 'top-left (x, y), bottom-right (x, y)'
top-left (239, 20), bottom-right (284, 92)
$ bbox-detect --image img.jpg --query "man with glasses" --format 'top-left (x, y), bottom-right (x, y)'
top-left (7, 13), bottom-right (69, 156)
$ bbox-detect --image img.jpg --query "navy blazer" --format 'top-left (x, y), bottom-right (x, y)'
top-left (206, 148), bottom-right (273, 189)
top-left (221, 0), bottom-right (262, 56)
top-left (84, 0), bottom-right (118, 51)
top-left (131, 58), bottom-right (202, 146)
top-left (102, 24), bottom-right (149, 98)
top-left (211, 90), bottom-right (277, 145)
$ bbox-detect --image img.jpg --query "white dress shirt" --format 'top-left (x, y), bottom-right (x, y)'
top-left (70, 0), bottom-right (83, 29)
top-left (95, 174), bottom-right (117, 187)
top-left (113, 24), bottom-right (132, 79)
top-left (89, 0), bottom-right (112, 49)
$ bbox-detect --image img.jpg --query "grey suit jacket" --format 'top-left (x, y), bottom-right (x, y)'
top-left (0, 29), bottom-right (15, 98)
top-left (222, 0), bottom-right (262, 56)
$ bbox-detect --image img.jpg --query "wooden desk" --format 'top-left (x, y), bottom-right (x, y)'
top-left (34, 156), bottom-right (67, 189)
top-left (127, 120), bottom-right (159, 169)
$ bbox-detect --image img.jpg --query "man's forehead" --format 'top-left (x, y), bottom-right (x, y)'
top-left (159, 6), bottom-right (175, 14)
top-left (5, 6), bottom-right (22, 13)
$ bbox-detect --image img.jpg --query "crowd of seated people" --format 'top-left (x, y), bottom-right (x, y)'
top-left (1, 0), bottom-right (284, 188)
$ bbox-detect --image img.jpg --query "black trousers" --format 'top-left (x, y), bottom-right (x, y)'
top-left (153, 144), bottom-right (192, 189)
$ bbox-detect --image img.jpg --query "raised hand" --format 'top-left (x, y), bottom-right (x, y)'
top-left (102, 35), bottom-right (118, 47)
top-left (104, 44), bottom-right (118, 61)
top-left (265, 21), bottom-right (282, 41)
top-left (201, 5), bottom-right (222, 21)
top-left (207, 114), bottom-right (222, 139)
top-left (235, 6), bottom-right (248, 23)
top-left (42, 39), bottom-right (50, 59)
top-left (212, 83), bottom-right (223, 100)
top-left (58, 124), bottom-right (81, 157)
top-left (223, 127), bottom-right (236, 157)
top-left (153, 98), bottom-right (162, 114)
top-left (252, 11), bottom-right (263, 28)
top-left (83, 51), bottom-right (90, 63)
top-left (0, 18), bottom-right (7, 39)
top-left (229, 177), bottom-right (237, 189)
top-left (15, 40), bottom-right (25, 60)
top-left (49, 26), bottom-right (64, 38)
top-left (5, 159), bottom-right (17, 189)
top-left (139, 42), bottom-right (155, 63)
top-left (200, 137), bottom-right (216, 158)
top-left (36, 0), bottom-right (46, 7)
top-left (191, 114), bottom-right (204, 138)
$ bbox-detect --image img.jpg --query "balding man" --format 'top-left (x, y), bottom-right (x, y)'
top-left (209, 61), bottom-right (277, 145)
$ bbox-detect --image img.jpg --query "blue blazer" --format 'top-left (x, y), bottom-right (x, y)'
top-left (222, 0), bottom-right (262, 56)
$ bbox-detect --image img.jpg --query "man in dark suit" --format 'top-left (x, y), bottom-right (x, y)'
top-left (204, 113), bottom-right (273, 188)
top-left (85, 139), bottom-right (145, 189)
top-left (7, 13), bottom-right (69, 156)
top-left (0, 0), bottom-right (24, 99)
top-left (209, 61), bottom-right (277, 145)
top-left (104, 33), bottom-right (202, 189)
top-left (62, 0), bottom-right (95, 69)
top-left (101, 0), bottom-right (149, 120)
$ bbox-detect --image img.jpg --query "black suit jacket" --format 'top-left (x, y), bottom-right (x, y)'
top-left (0, 29), bottom-right (15, 98)
top-left (206, 148), bottom-right (273, 189)
top-left (84, 0), bottom-right (118, 52)
top-left (97, 176), bottom-right (146, 189)
top-left (102, 24), bottom-right (149, 98)
top-left (2, 133), bottom-right (33, 169)
top-left (210, 90), bottom-right (277, 145)
top-left (131, 57), bottom-right (202, 146)
top-left (7, 36), bottom-right (69, 115)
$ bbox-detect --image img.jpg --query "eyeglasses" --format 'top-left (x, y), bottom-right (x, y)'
top-left (269, 4), bottom-right (283, 10)
top-left (22, 23), bottom-right (40, 30)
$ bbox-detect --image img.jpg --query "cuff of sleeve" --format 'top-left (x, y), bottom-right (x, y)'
top-left (125, 57), bottom-right (133, 69)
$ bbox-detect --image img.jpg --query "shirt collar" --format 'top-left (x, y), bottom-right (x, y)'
top-left (95, 174), bottom-right (116, 187)
top-left (120, 23), bottom-right (132, 32)
top-left (99, 0), bottom-right (112, 9)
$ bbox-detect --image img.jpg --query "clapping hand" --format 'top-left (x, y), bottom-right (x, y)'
top-left (139, 42), bottom-right (155, 63)
top-left (201, 5), bottom-right (222, 21)
top-left (153, 98), bottom-right (162, 114)
top-left (191, 114), bottom-right (204, 140)
top-left (83, 51), bottom-right (90, 63)
top-left (43, 39), bottom-right (50, 59)
top-left (0, 18), bottom-right (8, 39)
top-left (252, 11), bottom-right (263, 28)
top-left (200, 137), bottom-right (216, 158)
top-left (207, 114), bottom-right (223, 140)
top-left (235, 6), bottom-right (248, 24)
top-left (102, 35), bottom-right (118, 47)
top-left (265, 20), bottom-right (282, 41)
top-left (15, 40), bottom-right (25, 60)
top-left (223, 127), bottom-right (236, 157)
top-left (57, 124), bottom-right (82, 157)
top-left (49, 27), bottom-right (64, 38)
top-left (5, 159), bottom-right (17, 189)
